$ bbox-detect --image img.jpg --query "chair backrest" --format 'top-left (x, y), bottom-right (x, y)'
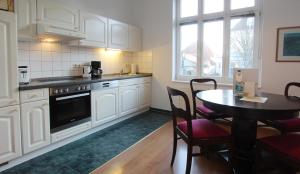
top-left (167, 86), bottom-right (193, 138)
top-left (190, 78), bottom-right (217, 117)
top-left (284, 82), bottom-right (300, 97)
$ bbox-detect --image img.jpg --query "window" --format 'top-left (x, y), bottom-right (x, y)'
top-left (174, 0), bottom-right (261, 83)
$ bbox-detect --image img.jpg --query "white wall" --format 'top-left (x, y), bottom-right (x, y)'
top-left (260, 0), bottom-right (300, 94)
top-left (131, 0), bottom-right (300, 110)
top-left (54, 0), bottom-right (134, 24)
top-left (131, 0), bottom-right (174, 110)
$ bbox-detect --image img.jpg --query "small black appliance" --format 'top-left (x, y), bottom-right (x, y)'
top-left (91, 61), bottom-right (103, 78)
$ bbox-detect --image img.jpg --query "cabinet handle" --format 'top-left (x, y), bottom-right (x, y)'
top-left (28, 94), bottom-right (38, 99)
top-left (9, 100), bottom-right (17, 104)
top-left (7, 109), bottom-right (18, 114)
top-left (42, 103), bottom-right (49, 107)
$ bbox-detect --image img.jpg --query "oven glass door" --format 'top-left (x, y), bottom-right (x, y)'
top-left (50, 91), bottom-right (91, 130)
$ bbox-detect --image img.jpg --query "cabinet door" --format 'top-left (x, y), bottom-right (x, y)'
top-left (15, 0), bottom-right (36, 40)
top-left (0, 106), bottom-right (21, 164)
top-left (129, 25), bottom-right (142, 52)
top-left (138, 83), bottom-right (151, 109)
top-left (108, 19), bottom-right (129, 50)
top-left (119, 85), bottom-right (139, 117)
top-left (92, 88), bottom-right (118, 127)
top-left (21, 100), bottom-right (50, 154)
top-left (36, 0), bottom-right (80, 31)
top-left (0, 11), bottom-right (19, 108)
top-left (80, 12), bottom-right (107, 48)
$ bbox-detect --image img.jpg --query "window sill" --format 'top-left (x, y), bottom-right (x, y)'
top-left (172, 80), bottom-right (262, 89)
top-left (172, 80), bottom-right (233, 87)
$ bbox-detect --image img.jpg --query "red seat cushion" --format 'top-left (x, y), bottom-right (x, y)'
top-left (275, 118), bottom-right (300, 132)
top-left (196, 104), bottom-right (215, 114)
top-left (260, 133), bottom-right (300, 161)
top-left (177, 119), bottom-right (230, 139)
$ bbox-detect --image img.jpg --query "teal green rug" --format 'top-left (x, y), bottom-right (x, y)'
top-left (2, 111), bottom-right (171, 174)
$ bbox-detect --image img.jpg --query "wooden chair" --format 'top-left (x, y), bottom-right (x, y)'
top-left (190, 78), bottom-right (229, 120)
top-left (262, 82), bottom-right (300, 134)
top-left (167, 86), bottom-right (232, 174)
top-left (257, 133), bottom-right (300, 173)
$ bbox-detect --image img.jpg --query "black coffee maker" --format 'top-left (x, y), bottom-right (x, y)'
top-left (91, 61), bottom-right (103, 78)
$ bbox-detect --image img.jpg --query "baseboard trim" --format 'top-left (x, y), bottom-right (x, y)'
top-left (150, 107), bottom-right (171, 115)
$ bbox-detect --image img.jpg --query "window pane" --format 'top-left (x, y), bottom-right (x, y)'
top-left (180, 0), bottom-right (198, 18)
top-left (229, 16), bottom-right (255, 77)
top-left (202, 21), bottom-right (223, 77)
top-left (203, 0), bottom-right (224, 14)
top-left (179, 24), bottom-right (198, 76)
top-left (231, 0), bottom-right (255, 10)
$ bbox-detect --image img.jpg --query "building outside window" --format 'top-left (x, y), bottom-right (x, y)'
top-left (174, 0), bottom-right (261, 83)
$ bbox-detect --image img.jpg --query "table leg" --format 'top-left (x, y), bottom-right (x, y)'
top-left (231, 115), bottom-right (257, 174)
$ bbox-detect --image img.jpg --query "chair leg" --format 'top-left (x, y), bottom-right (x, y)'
top-left (185, 144), bottom-right (193, 174)
top-left (170, 133), bottom-right (178, 166)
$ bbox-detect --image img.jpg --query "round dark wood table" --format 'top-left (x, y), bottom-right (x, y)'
top-left (196, 89), bottom-right (300, 174)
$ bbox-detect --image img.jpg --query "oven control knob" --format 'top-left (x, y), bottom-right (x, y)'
top-left (53, 89), bottom-right (59, 94)
top-left (65, 88), bottom-right (69, 93)
top-left (59, 89), bottom-right (64, 94)
top-left (82, 86), bottom-right (86, 90)
top-left (77, 86), bottom-right (82, 91)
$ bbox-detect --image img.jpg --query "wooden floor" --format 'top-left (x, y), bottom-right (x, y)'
top-left (92, 120), bottom-right (279, 174)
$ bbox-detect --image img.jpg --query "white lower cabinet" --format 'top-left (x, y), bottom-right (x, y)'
top-left (92, 88), bottom-right (119, 127)
top-left (0, 105), bottom-right (22, 164)
top-left (138, 83), bottom-right (151, 109)
top-left (21, 100), bottom-right (50, 154)
top-left (119, 85), bottom-right (139, 117)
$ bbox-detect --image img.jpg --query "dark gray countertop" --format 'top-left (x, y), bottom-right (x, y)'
top-left (19, 73), bottom-right (152, 91)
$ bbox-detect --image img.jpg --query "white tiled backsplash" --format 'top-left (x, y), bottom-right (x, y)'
top-left (130, 50), bottom-right (153, 73)
top-left (17, 41), bottom-right (152, 79)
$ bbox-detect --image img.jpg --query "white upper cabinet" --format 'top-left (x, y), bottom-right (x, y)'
top-left (36, 0), bottom-right (80, 31)
top-left (0, 11), bottom-right (19, 108)
top-left (129, 25), bottom-right (142, 52)
top-left (92, 88), bottom-right (119, 127)
top-left (108, 19), bottom-right (129, 50)
top-left (15, 0), bottom-right (37, 41)
top-left (21, 100), bottom-right (50, 154)
top-left (69, 12), bottom-right (107, 48)
top-left (0, 105), bottom-right (22, 164)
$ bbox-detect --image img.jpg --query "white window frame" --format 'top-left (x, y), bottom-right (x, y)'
top-left (173, 0), bottom-right (262, 84)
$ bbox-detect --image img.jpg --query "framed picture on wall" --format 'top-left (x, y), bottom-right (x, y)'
top-left (276, 26), bottom-right (300, 62)
top-left (0, 0), bottom-right (13, 12)
top-left (0, 0), bottom-right (8, 11)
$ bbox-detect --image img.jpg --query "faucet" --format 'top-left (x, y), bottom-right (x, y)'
top-left (120, 69), bottom-right (124, 76)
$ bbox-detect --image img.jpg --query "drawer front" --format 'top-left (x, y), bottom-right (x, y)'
top-left (51, 121), bottom-right (91, 143)
top-left (138, 77), bottom-right (152, 84)
top-left (119, 78), bottom-right (140, 86)
top-left (119, 77), bottom-right (152, 86)
top-left (20, 88), bottom-right (49, 103)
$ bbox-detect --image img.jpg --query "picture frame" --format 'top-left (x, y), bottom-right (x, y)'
top-left (0, 0), bottom-right (8, 11)
top-left (0, 0), bottom-right (13, 12)
top-left (276, 26), bottom-right (300, 62)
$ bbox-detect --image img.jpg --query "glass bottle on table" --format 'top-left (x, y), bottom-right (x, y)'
top-left (234, 70), bottom-right (244, 96)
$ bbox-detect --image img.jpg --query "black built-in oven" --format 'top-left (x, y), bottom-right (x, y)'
top-left (49, 84), bottom-right (91, 133)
